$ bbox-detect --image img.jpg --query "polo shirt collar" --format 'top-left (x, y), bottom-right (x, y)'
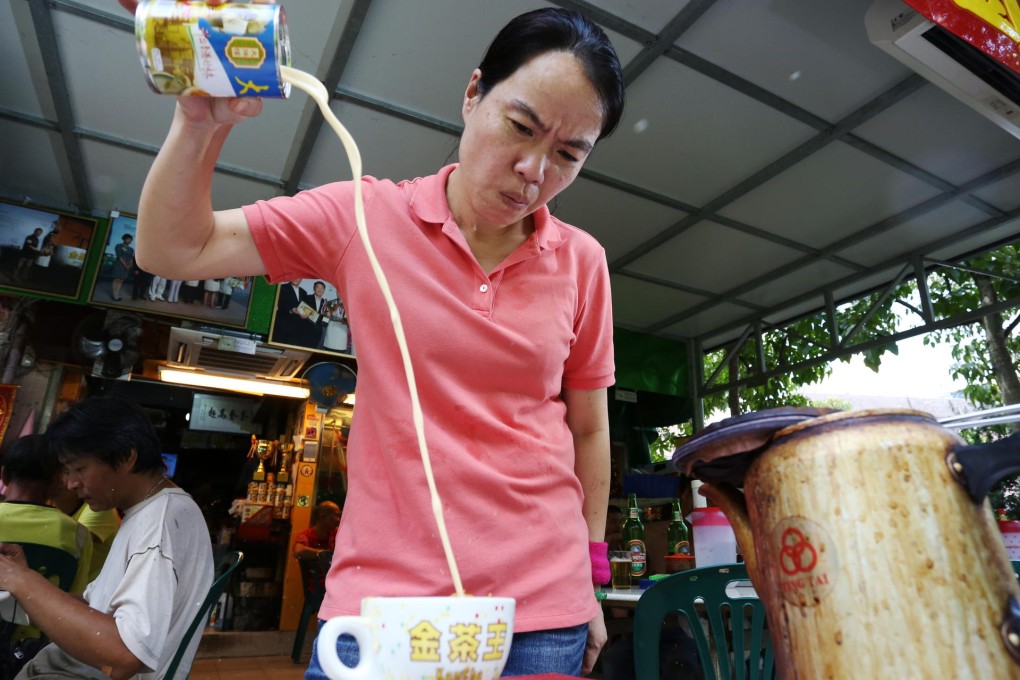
top-left (410, 164), bottom-right (564, 252)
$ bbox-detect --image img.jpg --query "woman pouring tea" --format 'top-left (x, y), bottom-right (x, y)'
top-left (132, 6), bottom-right (625, 677)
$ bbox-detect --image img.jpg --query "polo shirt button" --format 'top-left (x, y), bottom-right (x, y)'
top-left (479, 284), bottom-right (489, 293)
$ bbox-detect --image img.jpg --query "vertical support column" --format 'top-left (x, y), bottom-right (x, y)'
top-left (691, 337), bottom-right (705, 432)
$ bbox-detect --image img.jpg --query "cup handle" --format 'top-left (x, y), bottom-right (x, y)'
top-left (316, 616), bottom-right (374, 680)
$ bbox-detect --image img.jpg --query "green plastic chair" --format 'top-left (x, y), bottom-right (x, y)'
top-left (163, 550), bottom-right (244, 679)
top-left (633, 563), bottom-right (776, 680)
top-left (0, 544), bottom-right (78, 646)
top-left (18, 543), bottom-right (78, 593)
top-left (291, 549), bottom-right (332, 663)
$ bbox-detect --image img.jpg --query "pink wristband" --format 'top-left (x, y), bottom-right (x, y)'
top-left (589, 541), bottom-right (610, 586)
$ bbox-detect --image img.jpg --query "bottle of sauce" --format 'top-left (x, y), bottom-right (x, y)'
top-left (667, 498), bottom-right (692, 557)
top-left (622, 492), bottom-right (647, 579)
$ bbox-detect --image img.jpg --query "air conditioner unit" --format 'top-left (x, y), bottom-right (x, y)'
top-left (166, 327), bottom-right (310, 380)
top-left (866, 0), bottom-right (1020, 139)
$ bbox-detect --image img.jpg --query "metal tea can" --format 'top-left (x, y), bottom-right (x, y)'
top-left (135, 0), bottom-right (291, 98)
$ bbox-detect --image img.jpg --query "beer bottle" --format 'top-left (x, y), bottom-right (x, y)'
top-left (667, 498), bottom-right (692, 556)
top-left (622, 492), bottom-right (647, 578)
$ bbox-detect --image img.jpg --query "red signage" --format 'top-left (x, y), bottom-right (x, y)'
top-left (903, 0), bottom-right (1020, 74)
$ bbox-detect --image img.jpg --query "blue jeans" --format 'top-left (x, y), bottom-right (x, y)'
top-left (304, 621), bottom-right (588, 678)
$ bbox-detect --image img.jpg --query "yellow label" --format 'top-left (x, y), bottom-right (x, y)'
top-left (953, 0), bottom-right (1020, 43)
top-left (226, 36), bottom-right (266, 68)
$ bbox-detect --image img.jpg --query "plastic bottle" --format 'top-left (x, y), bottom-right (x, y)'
top-left (692, 506), bottom-right (737, 568)
top-left (622, 493), bottom-right (647, 578)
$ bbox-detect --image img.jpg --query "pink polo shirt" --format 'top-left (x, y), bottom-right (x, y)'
top-left (245, 164), bottom-right (614, 632)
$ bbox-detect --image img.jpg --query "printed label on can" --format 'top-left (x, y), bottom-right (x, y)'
top-left (135, 0), bottom-right (291, 98)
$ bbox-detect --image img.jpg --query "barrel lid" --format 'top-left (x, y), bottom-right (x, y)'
top-left (672, 407), bottom-right (835, 486)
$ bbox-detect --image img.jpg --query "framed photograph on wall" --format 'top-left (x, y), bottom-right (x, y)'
top-left (0, 200), bottom-right (98, 300)
top-left (267, 279), bottom-right (355, 357)
top-left (88, 214), bottom-right (254, 328)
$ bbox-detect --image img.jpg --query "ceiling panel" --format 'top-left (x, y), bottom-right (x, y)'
top-left (341, 0), bottom-right (549, 125)
top-left (929, 216), bottom-right (1020, 262)
top-left (851, 85), bottom-right (1020, 186)
top-left (300, 100), bottom-right (458, 189)
top-left (677, 0), bottom-right (910, 122)
top-left (839, 199), bottom-right (991, 266)
top-left (586, 0), bottom-right (692, 34)
top-left (660, 300), bottom-right (752, 339)
top-left (970, 172), bottom-right (1020, 213)
top-left (56, 13), bottom-right (178, 145)
top-left (79, 141), bottom-right (155, 216)
top-left (763, 294), bottom-right (827, 328)
top-left (585, 57), bottom-right (818, 206)
top-left (717, 140), bottom-right (945, 249)
top-left (0, 122), bottom-right (71, 209)
top-left (832, 265), bottom-right (903, 303)
top-left (1, 0), bottom-right (47, 117)
top-left (626, 219), bottom-right (805, 294)
top-left (553, 177), bottom-right (688, 262)
top-left (737, 259), bottom-right (858, 309)
top-left (611, 274), bottom-right (709, 329)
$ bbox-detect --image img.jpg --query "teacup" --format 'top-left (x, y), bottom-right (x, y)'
top-left (317, 596), bottom-right (515, 680)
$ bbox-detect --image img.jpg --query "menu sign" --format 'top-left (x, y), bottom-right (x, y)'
top-left (903, 0), bottom-right (1020, 74)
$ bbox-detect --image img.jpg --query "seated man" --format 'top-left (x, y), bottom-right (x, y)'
top-left (0, 395), bottom-right (214, 680)
top-left (293, 501), bottom-right (340, 562)
top-left (293, 501), bottom-right (340, 597)
top-left (0, 434), bottom-right (93, 594)
top-left (0, 434), bottom-right (93, 647)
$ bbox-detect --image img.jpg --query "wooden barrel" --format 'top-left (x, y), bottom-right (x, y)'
top-left (743, 409), bottom-right (1020, 679)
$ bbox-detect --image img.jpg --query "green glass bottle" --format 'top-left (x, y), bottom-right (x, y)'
top-left (667, 498), bottom-right (692, 556)
top-left (622, 492), bottom-right (647, 578)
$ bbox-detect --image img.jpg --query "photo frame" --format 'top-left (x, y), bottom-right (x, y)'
top-left (267, 279), bottom-right (355, 357)
top-left (89, 214), bottom-right (254, 328)
top-left (0, 200), bottom-right (98, 300)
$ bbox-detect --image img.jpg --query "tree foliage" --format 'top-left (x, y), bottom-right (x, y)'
top-left (923, 245), bottom-right (1020, 518)
top-left (702, 287), bottom-right (906, 417)
top-left (681, 243), bottom-right (1020, 516)
top-left (924, 245), bottom-right (1020, 409)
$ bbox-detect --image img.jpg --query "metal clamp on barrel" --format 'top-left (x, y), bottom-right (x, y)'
top-left (1001, 595), bottom-right (1020, 663)
top-left (946, 433), bottom-right (1020, 503)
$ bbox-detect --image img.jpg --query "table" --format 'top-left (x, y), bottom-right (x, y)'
top-left (599, 586), bottom-right (641, 608)
top-left (599, 578), bottom-right (758, 609)
top-left (0, 590), bottom-right (29, 625)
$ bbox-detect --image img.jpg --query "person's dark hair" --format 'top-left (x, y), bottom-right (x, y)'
top-left (122, 234), bottom-right (133, 242)
top-left (47, 395), bottom-right (163, 473)
top-left (311, 501), bottom-right (338, 525)
top-left (0, 434), bottom-right (58, 485)
top-left (475, 8), bottom-right (625, 141)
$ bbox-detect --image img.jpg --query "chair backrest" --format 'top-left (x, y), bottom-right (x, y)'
top-left (298, 550), bottom-right (331, 606)
top-left (163, 550), bottom-right (244, 679)
top-left (19, 543), bottom-right (78, 592)
top-left (633, 563), bottom-right (776, 680)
